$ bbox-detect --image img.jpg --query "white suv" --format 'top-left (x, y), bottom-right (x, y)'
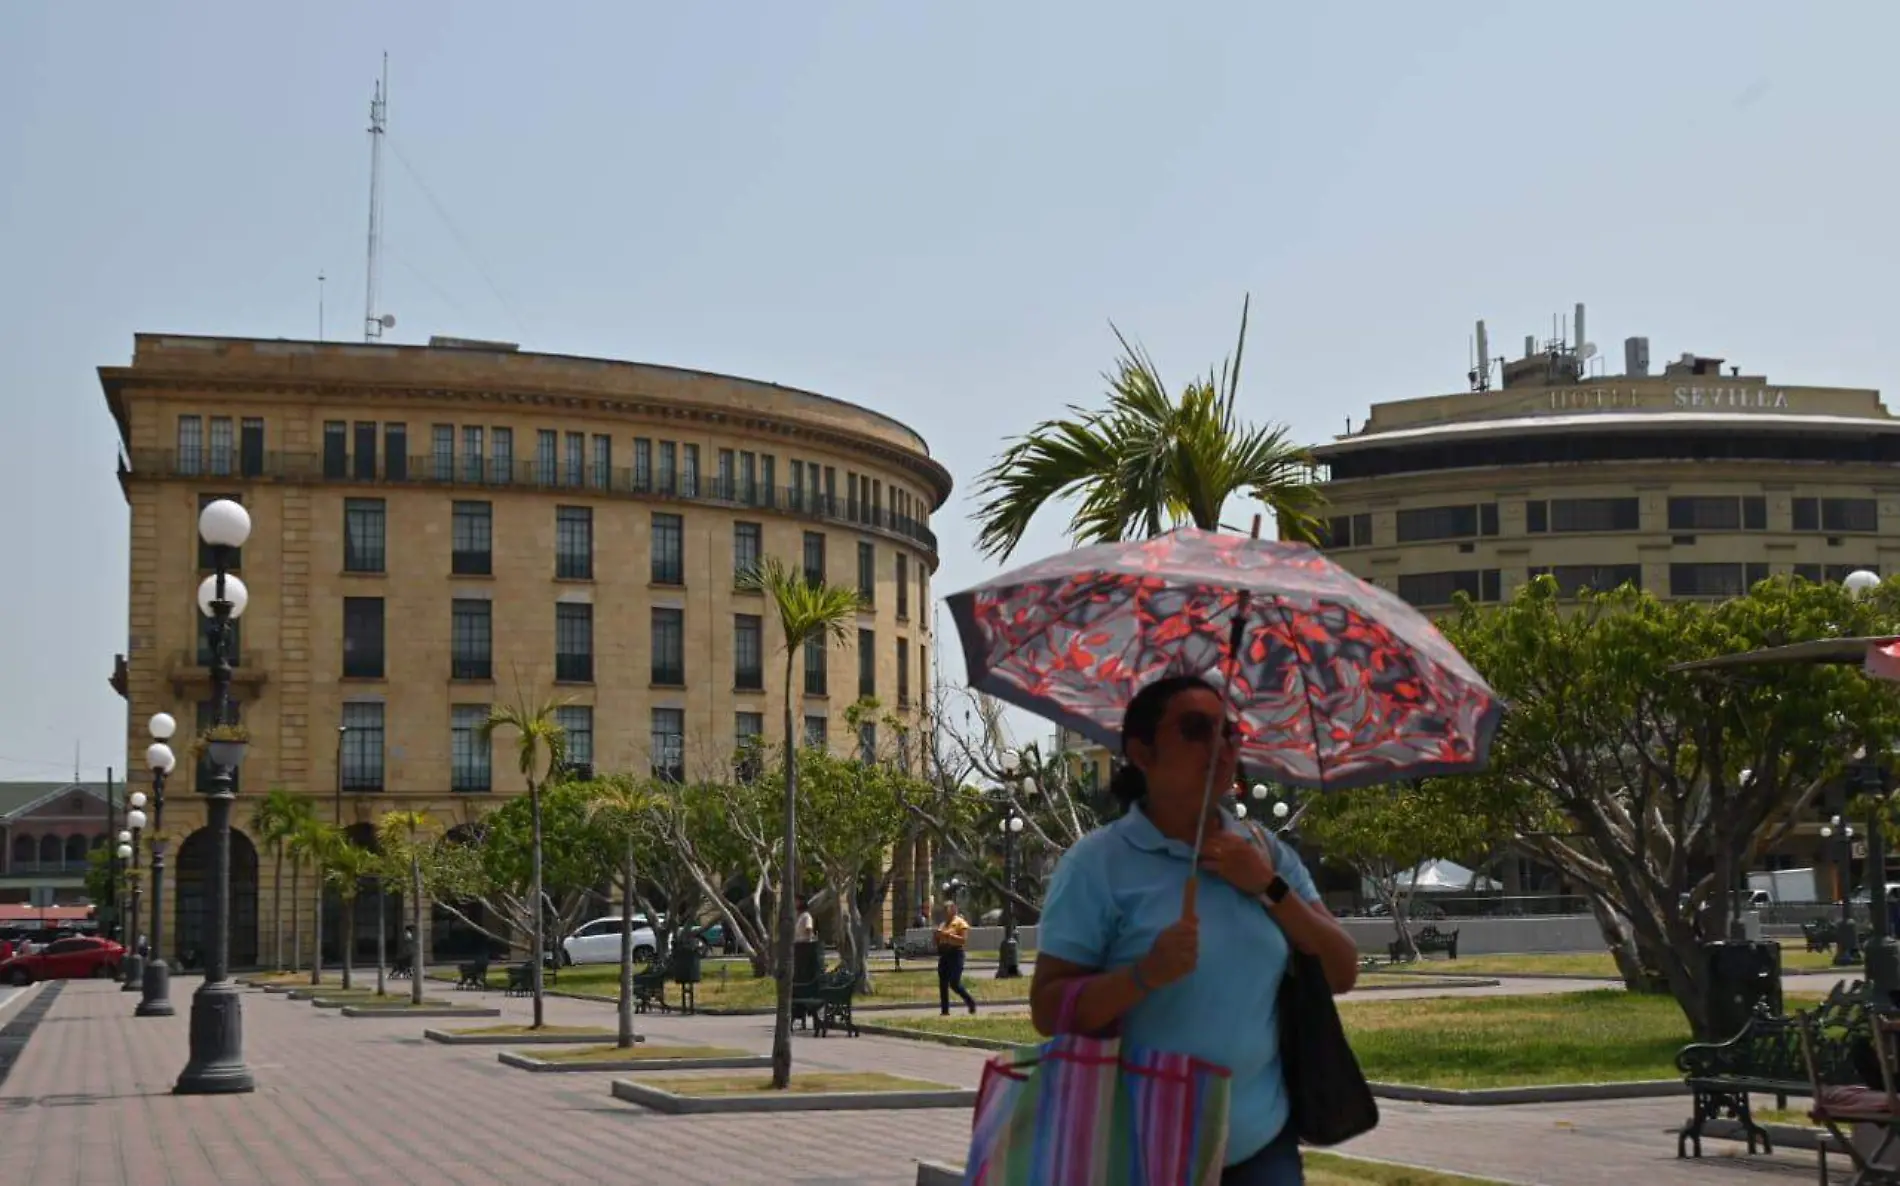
top-left (561, 916), bottom-right (658, 965)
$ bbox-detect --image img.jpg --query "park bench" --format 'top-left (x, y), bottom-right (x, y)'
top-left (792, 966), bottom-right (860, 1038)
top-left (894, 933), bottom-right (936, 960)
top-left (1387, 925), bottom-right (1460, 963)
top-left (632, 957), bottom-right (671, 1013)
top-left (1676, 978), bottom-right (1873, 1158)
top-left (1804, 1011), bottom-right (1900, 1184)
top-left (455, 955), bottom-right (489, 990)
top-left (1807, 920), bottom-right (1837, 953)
top-left (503, 962), bottom-right (557, 996)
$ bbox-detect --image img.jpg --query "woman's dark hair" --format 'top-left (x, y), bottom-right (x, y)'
top-left (1107, 675), bottom-right (1218, 808)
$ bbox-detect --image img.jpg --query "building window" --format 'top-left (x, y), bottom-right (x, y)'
top-left (1395, 504), bottom-right (1496, 543)
top-left (858, 628), bottom-right (876, 697)
top-left (461, 426), bottom-right (485, 484)
top-left (858, 722), bottom-right (878, 764)
top-left (803, 532), bottom-right (826, 585)
top-left (897, 639), bottom-right (910, 707)
top-left (651, 708), bottom-right (685, 783)
top-left (735, 614), bottom-right (764, 690)
top-left (1395, 569), bottom-right (1502, 608)
top-left (241, 418), bottom-right (265, 477)
top-left (342, 597), bottom-right (386, 679)
top-left (432, 425), bottom-right (454, 481)
top-left (1669, 562), bottom-right (1767, 598)
top-left (804, 713), bottom-right (829, 749)
top-left (652, 607), bottom-right (685, 686)
top-left (656, 441), bottom-right (675, 494)
top-left (805, 633), bottom-right (828, 696)
top-left (451, 501), bottom-right (492, 576)
top-left (734, 522), bottom-right (762, 582)
top-left (490, 427), bottom-right (513, 485)
top-left (633, 438), bottom-right (653, 492)
top-left (554, 706), bottom-right (594, 779)
top-left (681, 444), bottom-right (700, 498)
top-left (209, 417), bottom-right (235, 477)
top-left (536, 430), bottom-right (558, 486)
top-left (762, 455), bottom-right (776, 506)
top-left (1667, 495), bottom-right (1766, 532)
top-left (344, 499), bottom-right (386, 573)
top-left (340, 702), bottom-right (385, 791)
top-left (451, 599), bottom-right (492, 680)
top-left (353, 422), bottom-right (378, 481)
top-left (717, 449), bottom-right (735, 500)
top-left (451, 705), bottom-right (491, 792)
top-left (857, 542), bottom-right (876, 602)
top-left (592, 435), bottom-right (612, 491)
top-left (323, 421), bottom-right (347, 479)
top-left (382, 423), bottom-right (406, 481)
top-left (556, 603), bottom-right (593, 682)
top-left (1524, 497), bottom-right (1641, 534)
top-left (652, 513), bottom-right (684, 585)
top-left (741, 452), bottom-right (757, 503)
top-left (896, 554), bottom-right (910, 618)
top-left (1793, 496), bottom-right (1878, 534)
top-left (565, 432), bottom-right (584, 488)
top-left (556, 507), bottom-right (593, 580)
top-left (1325, 514), bottom-right (1373, 548)
top-left (735, 712), bottom-right (764, 775)
top-left (177, 416), bottom-right (204, 475)
top-left (1528, 564), bottom-right (1643, 597)
top-left (198, 493), bottom-right (243, 571)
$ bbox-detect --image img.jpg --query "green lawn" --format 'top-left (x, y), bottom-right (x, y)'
top-left (459, 964), bottom-right (1035, 1009)
top-left (1306, 1154), bottom-right (1512, 1186)
top-left (881, 990), bottom-right (1828, 1089)
top-left (632, 1071), bottom-right (950, 1096)
top-left (1398, 941), bottom-right (1839, 979)
top-left (538, 1044), bottom-right (753, 1063)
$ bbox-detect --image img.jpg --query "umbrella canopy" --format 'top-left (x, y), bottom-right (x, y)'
top-left (947, 527), bottom-right (1503, 790)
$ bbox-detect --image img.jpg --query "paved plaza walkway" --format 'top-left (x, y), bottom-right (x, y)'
top-left (0, 976), bottom-right (1831, 1186)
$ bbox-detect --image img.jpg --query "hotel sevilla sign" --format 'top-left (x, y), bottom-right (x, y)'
top-left (1539, 385), bottom-right (1792, 412)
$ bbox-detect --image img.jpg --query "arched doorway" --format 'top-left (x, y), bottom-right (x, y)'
top-left (429, 823), bottom-right (494, 960)
top-left (174, 826), bottom-right (260, 970)
top-left (320, 823), bottom-right (402, 964)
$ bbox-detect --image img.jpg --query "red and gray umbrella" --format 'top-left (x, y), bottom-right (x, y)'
top-left (946, 527), bottom-right (1502, 791)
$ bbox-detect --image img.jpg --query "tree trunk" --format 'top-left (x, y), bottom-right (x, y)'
top-left (341, 894), bottom-right (356, 991)
top-left (529, 777), bottom-right (547, 1030)
top-left (375, 880), bottom-right (387, 996)
top-left (409, 850), bottom-right (425, 1006)
top-left (619, 835), bottom-right (637, 1049)
top-left (771, 654), bottom-right (799, 1090)
top-left (1589, 894), bottom-right (1659, 992)
top-left (310, 862), bottom-right (325, 985)
top-left (290, 860), bottom-right (303, 975)
top-left (272, 849), bottom-right (285, 971)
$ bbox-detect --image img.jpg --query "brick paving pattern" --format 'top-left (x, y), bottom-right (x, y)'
top-left (0, 977), bottom-right (1826, 1185)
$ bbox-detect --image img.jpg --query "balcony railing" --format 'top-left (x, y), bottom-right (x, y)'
top-left (127, 449), bottom-right (940, 556)
top-left (4, 860), bottom-right (91, 877)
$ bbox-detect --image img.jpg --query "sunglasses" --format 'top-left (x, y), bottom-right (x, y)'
top-left (1173, 711), bottom-right (1239, 746)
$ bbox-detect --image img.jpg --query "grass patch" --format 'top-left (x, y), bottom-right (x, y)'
top-left (448, 1023), bottom-right (611, 1037)
top-left (341, 999), bottom-right (462, 1010)
top-left (1410, 942), bottom-right (1837, 979)
top-left (881, 990), bottom-right (1830, 1089)
top-left (1756, 1106), bottom-right (1820, 1129)
top-left (1306, 1153), bottom-right (1513, 1185)
top-left (539, 1044), bottom-right (753, 1063)
top-left (463, 964), bottom-right (1032, 1009)
top-left (630, 1071), bottom-right (948, 1096)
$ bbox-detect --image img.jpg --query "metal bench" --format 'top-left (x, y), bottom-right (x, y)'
top-left (792, 967), bottom-right (860, 1038)
top-left (455, 956), bottom-right (490, 990)
top-left (632, 957), bottom-right (670, 1014)
top-left (1388, 925), bottom-right (1460, 963)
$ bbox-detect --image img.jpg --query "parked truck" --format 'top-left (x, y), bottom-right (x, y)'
top-left (1748, 867), bottom-right (1820, 904)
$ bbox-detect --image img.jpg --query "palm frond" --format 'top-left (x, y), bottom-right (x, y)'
top-left (738, 557), bottom-right (865, 653)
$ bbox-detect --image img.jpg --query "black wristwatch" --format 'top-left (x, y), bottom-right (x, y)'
top-left (1263, 876), bottom-right (1290, 906)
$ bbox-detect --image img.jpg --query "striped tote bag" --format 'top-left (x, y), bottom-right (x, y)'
top-left (962, 978), bottom-right (1231, 1186)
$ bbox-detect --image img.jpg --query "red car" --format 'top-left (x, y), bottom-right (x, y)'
top-left (0, 936), bottom-right (123, 985)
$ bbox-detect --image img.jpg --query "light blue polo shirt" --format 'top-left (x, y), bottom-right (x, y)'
top-left (1037, 808), bottom-right (1321, 1165)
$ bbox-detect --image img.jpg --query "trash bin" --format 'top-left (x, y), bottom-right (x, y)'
top-left (671, 937), bottom-right (703, 985)
top-left (1703, 940), bottom-right (1783, 1041)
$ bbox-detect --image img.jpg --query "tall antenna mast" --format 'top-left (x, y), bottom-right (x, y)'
top-left (318, 271), bottom-right (326, 340)
top-left (363, 54), bottom-right (392, 342)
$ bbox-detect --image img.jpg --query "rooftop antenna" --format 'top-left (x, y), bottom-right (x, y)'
top-left (363, 54), bottom-right (396, 342)
top-left (318, 271), bottom-right (326, 340)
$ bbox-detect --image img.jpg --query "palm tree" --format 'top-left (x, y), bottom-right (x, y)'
top-left (739, 556), bottom-right (864, 1089)
top-left (584, 775), bottom-right (663, 1050)
top-left (376, 810), bottom-right (439, 1006)
top-left (291, 819), bottom-right (341, 985)
top-left (972, 296), bottom-right (1324, 561)
top-left (249, 788), bottom-right (307, 972)
top-left (324, 840), bottom-right (377, 991)
top-left (480, 691), bottom-right (568, 1030)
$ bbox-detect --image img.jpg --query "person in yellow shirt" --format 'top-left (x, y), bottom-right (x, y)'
top-left (935, 899), bottom-right (977, 1015)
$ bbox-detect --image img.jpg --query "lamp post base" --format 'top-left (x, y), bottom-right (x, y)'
top-left (136, 959), bottom-right (174, 1017)
top-left (173, 979), bottom-right (254, 1095)
top-left (121, 953), bottom-right (145, 991)
top-left (995, 935), bottom-right (1022, 979)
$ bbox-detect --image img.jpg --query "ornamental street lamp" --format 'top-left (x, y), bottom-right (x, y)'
top-left (138, 714), bottom-right (177, 1017)
top-left (121, 797), bottom-right (148, 990)
top-left (1820, 815), bottom-right (1862, 967)
top-left (174, 497), bottom-right (255, 1096)
top-left (997, 814), bottom-right (1026, 979)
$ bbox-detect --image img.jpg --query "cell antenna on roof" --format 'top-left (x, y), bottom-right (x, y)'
top-left (362, 54), bottom-right (396, 342)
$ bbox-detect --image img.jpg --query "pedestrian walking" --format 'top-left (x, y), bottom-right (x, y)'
top-left (936, 899), bottom-right (976, 1015)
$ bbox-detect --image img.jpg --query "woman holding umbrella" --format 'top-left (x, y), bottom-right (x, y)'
top-left (1030, 676), bottom-right (1360, 1184)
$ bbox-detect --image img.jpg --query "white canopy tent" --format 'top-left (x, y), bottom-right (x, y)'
top-left (1390, 859), bottom-right (1500, 894)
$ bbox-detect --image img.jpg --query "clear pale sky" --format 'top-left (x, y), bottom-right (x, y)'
top-left (3, 2), bottom-right (1896, 782)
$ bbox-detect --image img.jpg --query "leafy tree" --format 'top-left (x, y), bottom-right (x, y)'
top-left (646, 769), bottom-right (781, 978)
top-left (971, 297), bottom-right (1322, 561)
top-left (779, 744), bottom-right (910, 984)
top-left (1435, 575), bottom-right (1900, 1037)
top-left (583, 775), bottom-right (666, 1049)
top-left (289, 819), bottom-right (342, 984)
top-left (480, 691), bottom-right (569, 1029)
top-left (376, 810), bottom-right (442, 1006)
top-left (323, 838), bottom-right (378, 991)
top-left (738, 555), bottom-right (863, 1090)
top-left (248, 787), bottom-right (310, 972)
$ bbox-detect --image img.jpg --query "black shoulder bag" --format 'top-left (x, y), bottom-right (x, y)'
top-left (1248, 824), bottom-right (1380, 1146)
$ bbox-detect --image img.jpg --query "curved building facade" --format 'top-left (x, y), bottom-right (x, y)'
top-left (1307, 337), bottom-right (1899, 611)
top-left (105, 334), bottom-right (951, 963)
